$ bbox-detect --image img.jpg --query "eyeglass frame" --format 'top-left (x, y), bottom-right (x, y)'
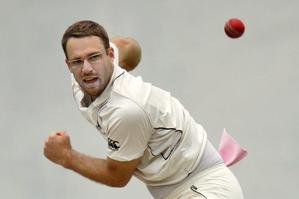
top-left (67, 52), bottom-right (104, 69)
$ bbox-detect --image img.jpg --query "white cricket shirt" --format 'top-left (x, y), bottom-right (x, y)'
top-left (71, 45), bottom-right (207, 186)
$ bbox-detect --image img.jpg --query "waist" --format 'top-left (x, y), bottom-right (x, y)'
top-left (147, 141), bottom-right (223, 199)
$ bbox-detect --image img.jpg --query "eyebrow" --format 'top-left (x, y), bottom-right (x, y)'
top-left (68, 52), bottom-right (103, 61)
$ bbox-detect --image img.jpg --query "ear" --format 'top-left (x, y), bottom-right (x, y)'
top-left (65, 59), bottom-right (72, 71)
top-left (108, 47), bottom-right (115, 61)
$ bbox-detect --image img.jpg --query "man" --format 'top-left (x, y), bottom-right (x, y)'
top-left (44, 20), bottom-right (244, 199)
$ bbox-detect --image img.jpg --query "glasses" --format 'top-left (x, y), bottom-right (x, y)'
top-left (67, 53), bottom-right (103, 68)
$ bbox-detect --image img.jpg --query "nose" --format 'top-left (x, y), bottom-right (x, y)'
top-left (82, 59), bottom-right (93, 73)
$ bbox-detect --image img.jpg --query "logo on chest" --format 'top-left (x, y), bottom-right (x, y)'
top-left (108, 138), bottom-right (120, 151)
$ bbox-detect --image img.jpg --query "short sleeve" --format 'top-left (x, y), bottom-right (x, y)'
top-left (106, 102), bottom-right (152, 161)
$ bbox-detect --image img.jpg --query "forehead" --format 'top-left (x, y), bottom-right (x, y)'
top-left (66, 36), bottom-right (106, 59)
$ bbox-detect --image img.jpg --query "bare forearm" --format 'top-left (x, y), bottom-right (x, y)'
top-left (64, 149), bottom-right (125, 187)
top-left (44, 131), bottom-right (139, 187)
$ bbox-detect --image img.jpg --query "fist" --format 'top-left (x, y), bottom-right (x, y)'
top-left (43, 131), bottom-right (72, 168)
top-left (111, 36), bottom-right (141, 72)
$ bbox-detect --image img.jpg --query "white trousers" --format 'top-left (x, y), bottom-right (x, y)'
top-left (164, 163), bottom-right (244, 199)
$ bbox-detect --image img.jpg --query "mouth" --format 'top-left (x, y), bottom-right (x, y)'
top-left (83, 77), bottom-right (99, 84)
top-left (82, 77), bottom-right (100, 88)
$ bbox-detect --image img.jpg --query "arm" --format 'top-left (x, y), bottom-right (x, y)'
top-left (110, 36), bottom-right (142, 71)
top-left (43, 131), bottom-right (141, 187)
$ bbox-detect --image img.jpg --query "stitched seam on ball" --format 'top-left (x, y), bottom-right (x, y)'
top-left (226, 22), bottom-right (242, 35)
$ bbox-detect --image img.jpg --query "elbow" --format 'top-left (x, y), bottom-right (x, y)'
top-left (107, 178), bottom-right (130, 188)
top-left (103, 171), bottom-right (131, 187)
top-left (116, 179), bottom-right (130, 187)
top-left (112, 182), bottom-right (128, 188)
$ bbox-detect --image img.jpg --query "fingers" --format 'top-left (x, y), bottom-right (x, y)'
top-left (43, 130), bottom-right (72, 167)
top-left (51, 130), bottom-right (66, 136)
top-left (47, 130), bottom-right (68, 139)
top-left (56, 131), bottom-right (64, 136)
top-left (44, 130), bottom-right (70, 152)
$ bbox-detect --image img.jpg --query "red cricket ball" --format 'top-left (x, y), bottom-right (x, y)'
top-left (224, 18), bottom-right (245, 39)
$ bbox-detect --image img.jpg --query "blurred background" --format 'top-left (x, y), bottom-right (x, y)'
top-left (0, 0), bottom-right (298, 198)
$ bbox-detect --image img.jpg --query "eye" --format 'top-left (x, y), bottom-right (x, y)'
top-left (88, 54), bottom-right (101, 62)
top-left (71, 60), bottom-right (83, 66)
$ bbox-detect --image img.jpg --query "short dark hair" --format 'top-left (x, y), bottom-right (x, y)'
top-left (61, 20), bottom-right (110, 58)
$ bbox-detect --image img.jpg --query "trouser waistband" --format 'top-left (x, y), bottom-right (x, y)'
top-left (147, 141), bottom-right (223, 199)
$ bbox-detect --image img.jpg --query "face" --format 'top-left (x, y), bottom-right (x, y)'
top-left (66, 36), bottom-right (114, 99)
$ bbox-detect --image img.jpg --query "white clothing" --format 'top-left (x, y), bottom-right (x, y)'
top-left (164, 163), bottom-right (244, 199)
top-left (147, 141), bottom-right (223, 198)
top-left (71, 64), bottom-right (207, 186)
top-left (70, 42), bottom-right (244, 198)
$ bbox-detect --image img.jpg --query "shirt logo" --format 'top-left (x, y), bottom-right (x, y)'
top-left (108, 138), bottom-right (120, 151)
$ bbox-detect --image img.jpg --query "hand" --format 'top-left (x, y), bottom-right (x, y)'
top-left (111, 36), bottom-right (141, 71)
top-left (43, 130), bottom-right (72, 168)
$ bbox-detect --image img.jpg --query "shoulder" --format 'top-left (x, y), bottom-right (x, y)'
top-left (111, 70), bottom-right (152, 102)
top-left (102, 94), bottom-right (152, 141)
top-left (108, 92), bottom-right (147, 122)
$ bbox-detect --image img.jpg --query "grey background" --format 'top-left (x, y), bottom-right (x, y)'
top-left (0, 0), bottom-right (298, 198)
